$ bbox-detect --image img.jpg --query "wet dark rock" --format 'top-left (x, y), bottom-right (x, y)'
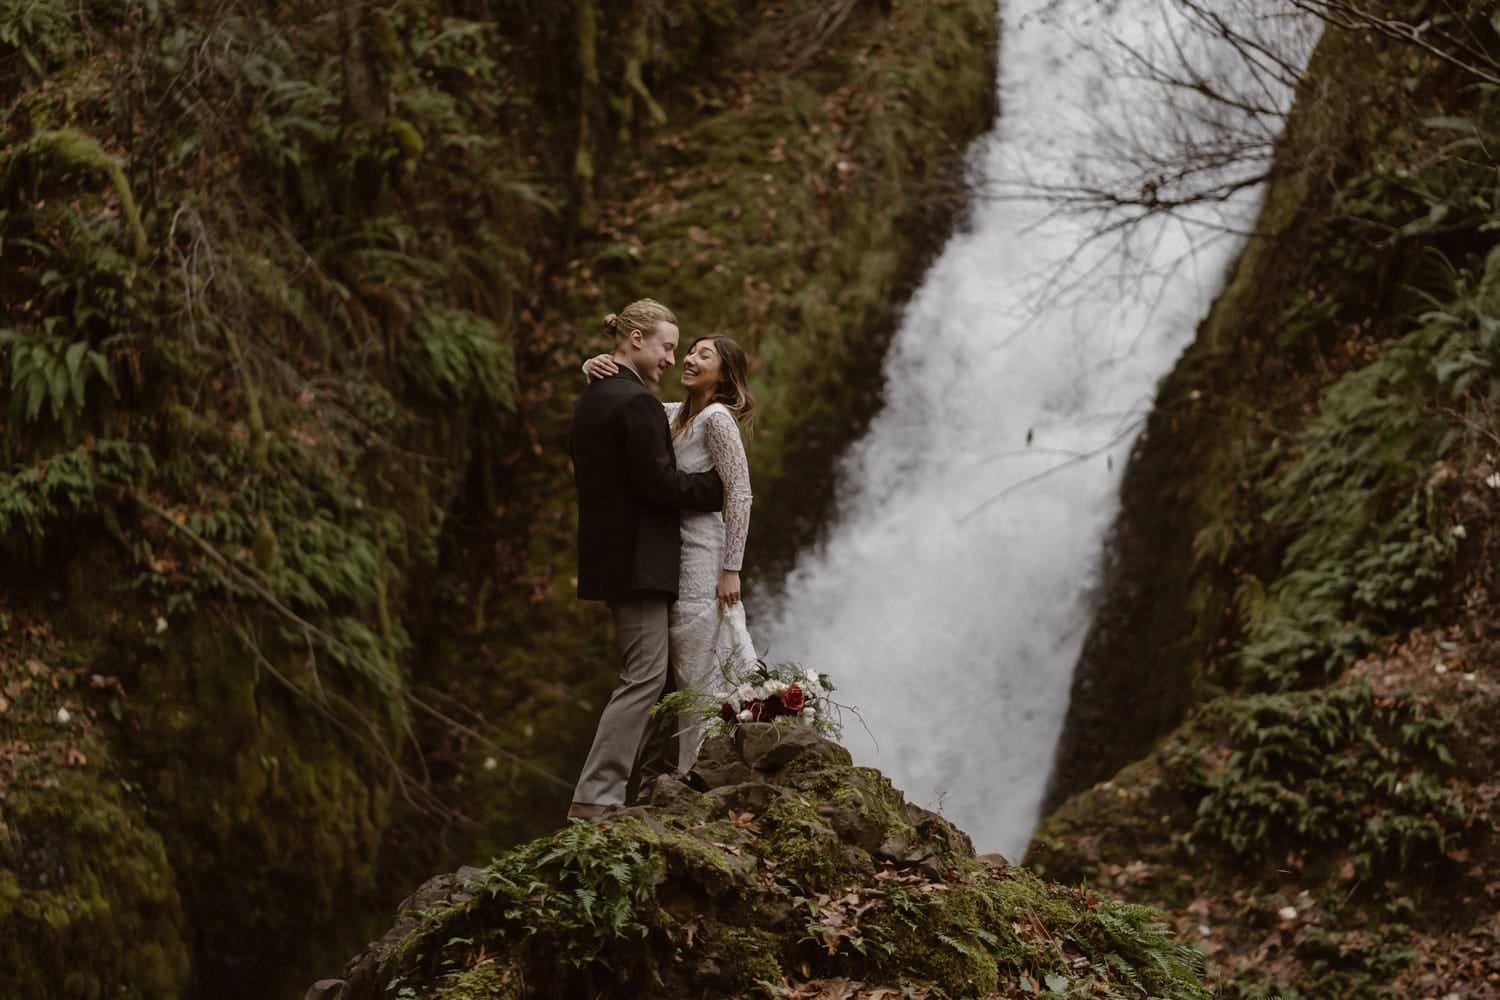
top-left (735, 720), bottom-right (849, 771)
top-left (637, 774), bottom-right (701, 810)
top-left (707, 781), bottom-right (776, 813)
top-left (687, 732), bottom-right (755, 789)
top-left (338, 866), bottom-right (485, 1000)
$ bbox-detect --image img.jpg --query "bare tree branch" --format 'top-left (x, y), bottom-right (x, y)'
top-left (1287, 0), bottom-right (1500, 87)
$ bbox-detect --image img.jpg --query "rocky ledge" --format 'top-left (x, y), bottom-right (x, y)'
top-left (306, 724), bottom-right (1209, 999)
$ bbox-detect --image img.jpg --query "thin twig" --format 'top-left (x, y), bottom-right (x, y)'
top-left (956, 418), bottom-right (1146, 525)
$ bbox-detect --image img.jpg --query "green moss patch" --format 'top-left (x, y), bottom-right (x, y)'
top-left (0, 768), bottom-right (189, 1000)
top-left (336, 727), bottom-right (1209, 1000)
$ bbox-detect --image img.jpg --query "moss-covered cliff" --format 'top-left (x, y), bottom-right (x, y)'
top-left (0, 2), bottom-right (997, 997)
top-left (1034, 3), bottom-right (1500, 995)
top-left (310, 724), bottom-right (1211, 1000)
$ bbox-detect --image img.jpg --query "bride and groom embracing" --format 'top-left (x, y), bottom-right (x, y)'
top-left (566, 297), bottom-right (761, 821)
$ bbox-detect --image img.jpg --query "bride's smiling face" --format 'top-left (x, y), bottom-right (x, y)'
top-left (680, 339), bottom-right (722, 393)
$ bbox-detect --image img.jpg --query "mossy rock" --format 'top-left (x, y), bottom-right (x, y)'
top-left (0, 763), bottom-right (190, 1000)
top-left (320, 726), bottom-right (1210, 999)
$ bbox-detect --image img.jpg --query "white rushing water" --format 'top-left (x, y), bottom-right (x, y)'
top-left (761, 0), bottom-right (1312, 856)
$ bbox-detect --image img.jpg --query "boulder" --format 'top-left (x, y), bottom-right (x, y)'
top-left (735, 720), bottom-right (851, 771)
top-left (338, 866), bottom-right (485, 1000)
top-left (310, 726), bottom-right (1210, 1000)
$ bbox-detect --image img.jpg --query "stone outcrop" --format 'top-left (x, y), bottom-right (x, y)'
top-left (309, 723), bottom-right (1209, 999)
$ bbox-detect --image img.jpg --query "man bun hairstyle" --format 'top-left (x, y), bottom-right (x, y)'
top-left (606, 298), bottom-right (677, 343)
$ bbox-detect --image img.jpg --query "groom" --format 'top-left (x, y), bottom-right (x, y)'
top-left (567, 301), bottom-right (723, 820)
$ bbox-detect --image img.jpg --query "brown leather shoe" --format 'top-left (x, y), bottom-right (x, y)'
top-left (566, 802), bottom-right (613, 821)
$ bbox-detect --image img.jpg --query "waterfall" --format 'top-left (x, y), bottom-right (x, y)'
top-left (761, 0), bottom-right (1311, 857)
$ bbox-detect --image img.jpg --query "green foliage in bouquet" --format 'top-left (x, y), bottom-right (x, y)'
top-left (655, 660), bottom-right (843, 740)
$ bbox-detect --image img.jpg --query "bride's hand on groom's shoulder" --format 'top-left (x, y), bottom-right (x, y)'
top-left (583, 354), bottom-right (618, 380)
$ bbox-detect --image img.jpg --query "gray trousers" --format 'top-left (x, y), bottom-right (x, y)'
top-left (573, 597), bottom-right (676, 806)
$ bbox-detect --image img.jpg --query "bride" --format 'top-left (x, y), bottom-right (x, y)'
top-left (584, 335), bottom-right (760, 771)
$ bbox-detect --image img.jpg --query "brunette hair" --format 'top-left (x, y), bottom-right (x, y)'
top-left (604, 298), bottom-right (677, 342)
top-left (673, 335), bottom-right (757, 438)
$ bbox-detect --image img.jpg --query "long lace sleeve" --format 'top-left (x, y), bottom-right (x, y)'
top-left (701, 406), bottom-right (752, 571)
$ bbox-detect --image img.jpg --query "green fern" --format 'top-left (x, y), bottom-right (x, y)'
top-left (403, 305), bottom-right (516, 408)
top-left (0, 0), bottom-right (77, 82)
top-left (476, 820), bottom-right (665, 970)
top-left (1240, 305), bottom-right (1479, 690)
top-left (0, 438), bottom-right (154, 542)
top-left (1186, 687), bottom-right (1470, 875)
top-left (0, 326), bottom-right (116, 425)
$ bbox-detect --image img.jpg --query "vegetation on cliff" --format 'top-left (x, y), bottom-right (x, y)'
top-left (1034, 2), bottom-right (1500, 995)
top-left (314, 724), bottom-right (1210, 1000)
top-left (0, 1), bottom-right (998, 996)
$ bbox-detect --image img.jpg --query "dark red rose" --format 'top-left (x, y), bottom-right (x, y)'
top-left (721, 702), bottom-right (737, 722)
top-left (747, 699), bottom-right (766, 721)
top-left (782, 684), bottom-right (807, 712)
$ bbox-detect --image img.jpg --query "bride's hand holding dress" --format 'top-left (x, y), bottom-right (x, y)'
top-left (716, 568), bottom-right (741, 609)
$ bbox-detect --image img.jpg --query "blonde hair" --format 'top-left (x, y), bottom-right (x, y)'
top-left (673, 335), bottom-right (757, 438)
top-left (604, 298), bottom-right (677, 342)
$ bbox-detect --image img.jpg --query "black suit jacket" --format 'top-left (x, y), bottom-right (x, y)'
top-left (571, 368), bottom-right (723, 602)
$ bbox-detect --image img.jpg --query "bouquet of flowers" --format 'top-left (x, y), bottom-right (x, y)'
top-left (716, 661), bottom-right (840, 737)
top-left (652, 661), bottom-right (843, 741)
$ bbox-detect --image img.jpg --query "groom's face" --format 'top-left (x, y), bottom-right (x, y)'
top-left (633, 321), bottom-right (680, 388)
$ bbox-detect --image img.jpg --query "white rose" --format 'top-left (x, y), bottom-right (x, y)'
top-left (738, 710), bottom-right (753, 722)
top-left (768, 680), bottom-right (787, 694)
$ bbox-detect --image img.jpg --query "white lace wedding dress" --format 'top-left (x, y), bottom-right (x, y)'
top-left (664, 401), bottom-right (759, 770)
